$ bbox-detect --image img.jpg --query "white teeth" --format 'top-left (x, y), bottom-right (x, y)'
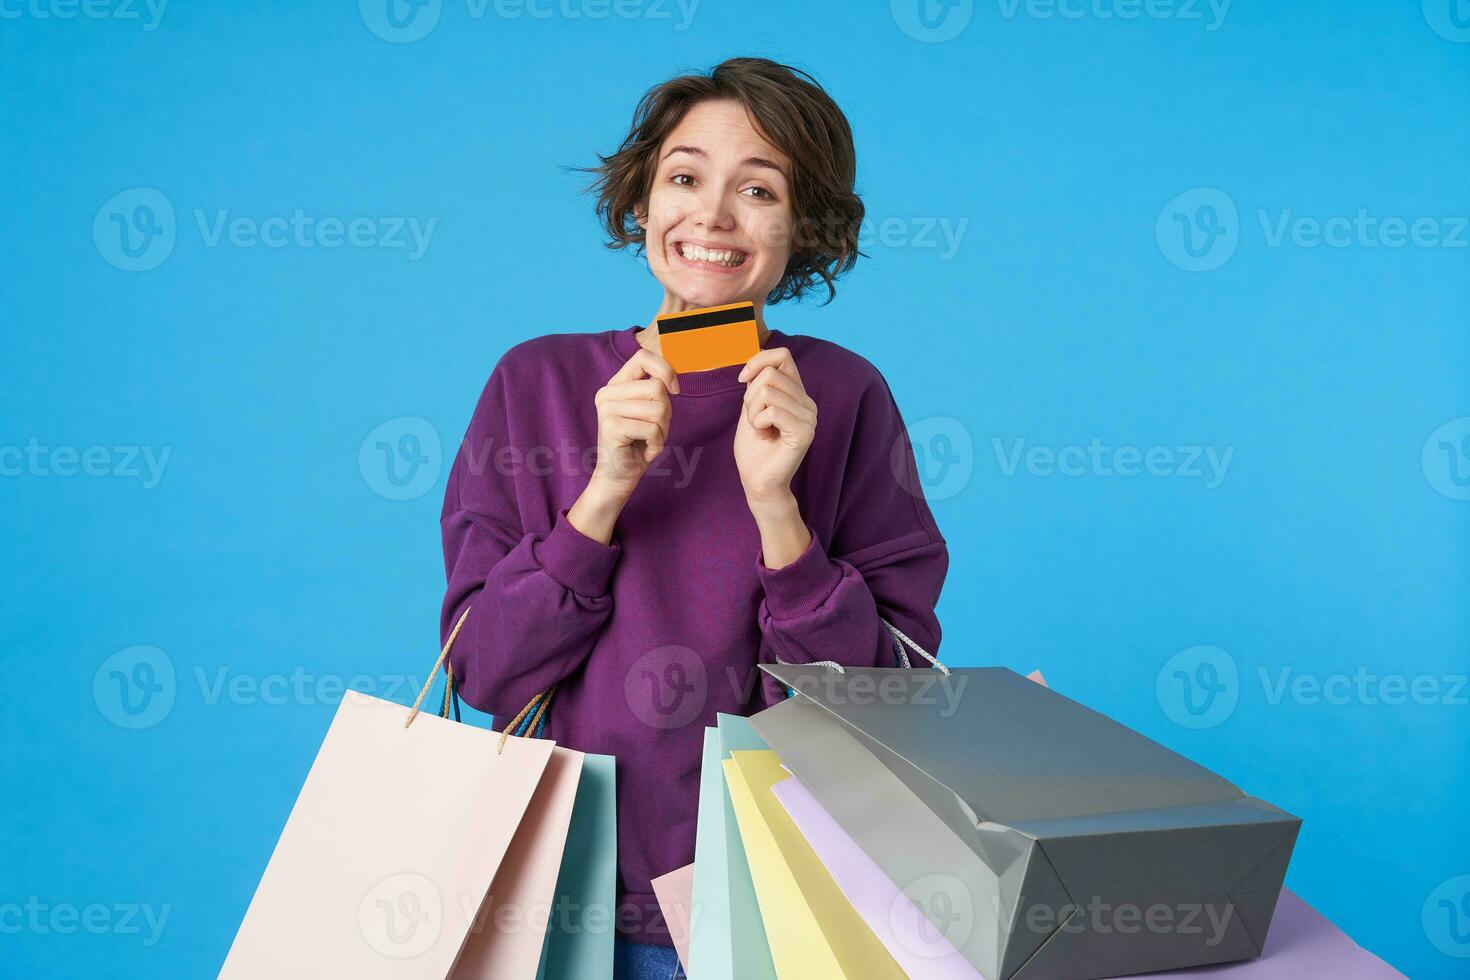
top-left (676, 242), bottom-right (746, 267)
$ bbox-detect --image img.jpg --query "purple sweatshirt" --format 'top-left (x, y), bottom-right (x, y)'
top-left (439, 323), bottom-right (948, 945)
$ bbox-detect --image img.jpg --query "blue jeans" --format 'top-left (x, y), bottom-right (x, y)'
top-left (612, 938), bottom-right (686, 980)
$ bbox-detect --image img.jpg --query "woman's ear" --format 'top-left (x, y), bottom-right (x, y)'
top-left (633, 198), bottom-right (649, 231)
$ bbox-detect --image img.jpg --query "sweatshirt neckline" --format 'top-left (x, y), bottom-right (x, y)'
top-left (611, 323), bottom-right (787, 395)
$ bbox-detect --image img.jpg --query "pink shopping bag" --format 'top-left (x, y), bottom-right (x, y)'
top-left (220, 610), bottom-right (565, 978)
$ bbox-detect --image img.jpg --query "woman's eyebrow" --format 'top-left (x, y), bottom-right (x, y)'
top-left (662, 144), bottom-right (788, 179)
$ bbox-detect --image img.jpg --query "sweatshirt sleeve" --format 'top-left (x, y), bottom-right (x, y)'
top-left (439, 359), bottom-right (619, 723)
top-left (753, 370), bottom-right (949, 706)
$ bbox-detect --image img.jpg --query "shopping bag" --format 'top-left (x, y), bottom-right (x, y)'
top-left (772, 777), bottom-right (1401, 980)
top-left (651, 863), bottom-right (695, 973)
top-left (1134, 889), bottom-right (1402, 979)
top-left (219, 613), bottom-right (556, 978)
top-left (770, 772), bottom-right (981, 978)
top-left (452, 744), bottom-right (584, 978)
top-left (724, 748), bottom-right (906, 978)
top-left (448, 664), bottom-right (619, 980)
top-left (759, 667), bottom-right (1050, 978)
top-left (750, 663), bottom-right (1301, 980)
top-left (686, 714), bottom-right (777, 980)
top-left (536, 752), bottom-right (617, 980)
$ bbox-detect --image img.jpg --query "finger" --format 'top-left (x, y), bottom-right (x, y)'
top-left (750, 404), bottom-right (806, 435)
top-left (602, 398), bottom-right (672, 430)
top-left (744, 385), bottom-right (814, 426)
top-left (611, 417), bottom-right (663, 451)
top-left (604, 400), bottom-right (670, 452)
top-left (603, 378), bottom-right (674, 404)
top-left (745, 365), bottom-right (811, 406)
top-left (611, 348), bottom-right (680, 394)
top-left (737, 347), bottom-right (800, 385)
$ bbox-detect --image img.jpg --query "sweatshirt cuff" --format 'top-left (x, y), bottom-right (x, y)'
top-left (532, 508), bottom-right (621, 598)
top-left (756, 525), bottom-right (844, 619)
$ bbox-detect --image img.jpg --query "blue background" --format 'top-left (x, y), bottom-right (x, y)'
top-left (3, 1), bottom-right (1467, 977)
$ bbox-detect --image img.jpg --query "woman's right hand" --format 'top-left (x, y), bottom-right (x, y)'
top-left (568, 348), bottom-right (679, 542)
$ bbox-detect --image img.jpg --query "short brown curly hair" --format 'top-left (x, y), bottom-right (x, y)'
top-left (581, 57), bottom-right (864, 306)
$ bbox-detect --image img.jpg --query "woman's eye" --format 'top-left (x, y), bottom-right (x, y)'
top-left (743, 186), bottom-right (774, 200)
top-left (671, 173), bottom-right (695, 187)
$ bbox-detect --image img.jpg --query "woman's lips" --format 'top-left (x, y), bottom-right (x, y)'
top-left (669, 240), bottom-right (749, 275)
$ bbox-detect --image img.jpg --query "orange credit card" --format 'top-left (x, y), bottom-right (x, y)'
top-left (656, 301), bottom-right (761, 374)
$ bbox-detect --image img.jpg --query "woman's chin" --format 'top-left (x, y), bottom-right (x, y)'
top-left (665, 281), bottom-right (744, 311)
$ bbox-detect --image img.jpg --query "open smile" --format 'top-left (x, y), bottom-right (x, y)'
top-left (669, 239), bottom-right (750, 272)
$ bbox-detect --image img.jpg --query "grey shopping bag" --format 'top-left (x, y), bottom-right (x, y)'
top-left (750, 663), bottom-right (1300, 980)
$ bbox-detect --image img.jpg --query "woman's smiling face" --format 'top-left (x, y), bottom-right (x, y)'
top-left (638, 99), bottom-right (794, 313)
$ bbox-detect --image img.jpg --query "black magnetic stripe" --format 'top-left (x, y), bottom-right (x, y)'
top-left (656, 304), bottom-right (756, 334)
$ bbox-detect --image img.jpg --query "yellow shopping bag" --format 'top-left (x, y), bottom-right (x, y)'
top-left (722, 749), bottom-right (906, 979)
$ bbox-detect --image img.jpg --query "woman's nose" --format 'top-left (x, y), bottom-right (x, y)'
top-left (693, 186), bottom-right (736, 230)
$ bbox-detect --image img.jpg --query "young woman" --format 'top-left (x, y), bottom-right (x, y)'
top-left (440, 57), bottom-right (949, 980)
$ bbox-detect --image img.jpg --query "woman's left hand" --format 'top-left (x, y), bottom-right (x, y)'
top-left (734, 348), bottom-right (818, 507)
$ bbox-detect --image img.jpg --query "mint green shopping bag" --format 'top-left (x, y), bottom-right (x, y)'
top-left (533, 750), bottom-right (616, 979)
top-left (462, 673), bottom-right (617, 980)
top-left (686, 714), bottom-right (777, 980)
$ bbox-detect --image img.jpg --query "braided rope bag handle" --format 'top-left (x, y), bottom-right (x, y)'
top-left (776, 615), bottom-right (950, 676)
top-left (402, 605), bottom-right (557, 755)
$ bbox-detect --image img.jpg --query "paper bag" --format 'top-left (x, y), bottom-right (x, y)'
top-left (724, 749), bottom-right (905, 979)
top-left (686, 715), bottom-right (777, 980)
top-left (220, 690), bottom-right (554, 977)
top-left (752, 664), bottom-right (1301, 980)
